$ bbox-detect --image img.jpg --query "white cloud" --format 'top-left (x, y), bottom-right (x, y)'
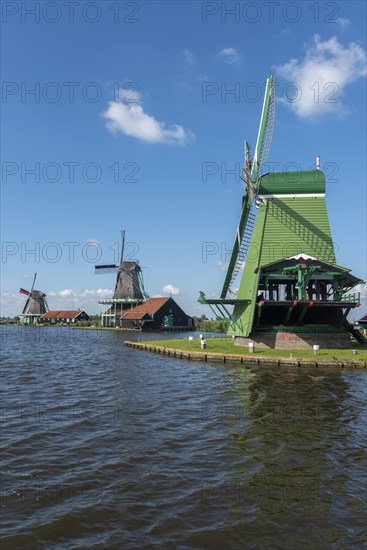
top-left (103, 89), bottom-right (194, 145)
top-left (163, 284), bottom-right (180, 296)
top-left (81, 289), bottom-right (113, 298)
top-left (59, 288), bottom-right (76, 297)
top-left (48, 288), bottom-right (112, 299)
top-left (336, 18), bottom-right (351, 29)
top-left (352, 283), bottom-right (367, 299)
top-left (1, 288), bottom-right (115, 317)
top-left (182, 49), bottom-right (197, 65)
top-left (217, 48), bottom-right (241, 65)
top-left (31, 288), bottom-right (113, 315)
top-left (276, 35), bottom-right (367, 118)
top-left (0, 293), bottom-right (24, 317)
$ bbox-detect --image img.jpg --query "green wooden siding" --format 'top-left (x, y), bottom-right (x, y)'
top-left (230, 189), bottom-right (336, 336)
top-left (259, 197), bottom-right (335, 266)
top-left (259, 169), bottom-right (325, 195)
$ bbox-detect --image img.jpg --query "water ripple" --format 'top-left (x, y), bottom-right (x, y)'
top-left (1, 326), bottom-right (366, 549)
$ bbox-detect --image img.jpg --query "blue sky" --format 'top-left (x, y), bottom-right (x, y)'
top-left (1, 0), bottom-right (366, 318)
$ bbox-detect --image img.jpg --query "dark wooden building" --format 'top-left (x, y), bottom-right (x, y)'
top-left (120, 297), bottom-right (193, 330)
top-left (39, 310), bottom-right (90, 324)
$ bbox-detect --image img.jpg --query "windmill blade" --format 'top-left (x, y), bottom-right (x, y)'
top-left (243, 142), bottom-right (255, 199)
top-left (219, 76), bottom-right (275, 300)
top-left (220, 194), bottom-right (252, 299)
top-left (19, 288), bottom-right (31, 296)
top-left (241, 142), bottom-right (250, 181)
top-left (251, 75), bottom-right (275, 183)
top-left (30, 273), bottom-right (37, 294)
top-left (120, 229), bottom-right (126, 264)
top-left (22, 297), bottom-right (31, 315)
top-left (95, 264), bottom-right (118, 274)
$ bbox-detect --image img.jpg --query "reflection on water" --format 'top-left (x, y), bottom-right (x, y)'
top-left (1, 325), bottom-right (366, 549)
top-left (215, 367), bottom-right (366, 548)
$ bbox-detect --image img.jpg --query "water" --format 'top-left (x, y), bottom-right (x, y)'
top-left (1, 325), bottom-right (366, 549)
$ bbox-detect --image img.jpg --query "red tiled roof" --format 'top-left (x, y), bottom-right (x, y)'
top-left (122, 297), bottom-right (170, 320)
top-left (41, 310), bottom-right (86, 320)
top-left (358, 314), bottom-right (367, 323)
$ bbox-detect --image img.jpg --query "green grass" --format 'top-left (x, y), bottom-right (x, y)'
top-left (142, 338), bottom-right (367, 362)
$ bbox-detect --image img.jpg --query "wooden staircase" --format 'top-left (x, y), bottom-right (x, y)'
top-left (346, 325), bottom-right (367, 344)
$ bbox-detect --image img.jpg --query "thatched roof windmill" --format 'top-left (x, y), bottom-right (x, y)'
top-left (19, 273), bottom-right (49, 325)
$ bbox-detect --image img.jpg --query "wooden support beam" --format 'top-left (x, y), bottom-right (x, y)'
top-left (285, 282), bottom-right (292, 301)
top-left (340, 306), bottom-right (352, 328)
top-left (256, 302), bottom-right (264, 327)
top-left (284, 305), bottom-right (294, 325)
top-left (297, 305), bottom-right (308, 326)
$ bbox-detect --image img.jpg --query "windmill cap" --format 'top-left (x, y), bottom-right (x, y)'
top-left (31, 290), bottom-right (46, 297)
top-left (258, 169), bottom-right (325, 195)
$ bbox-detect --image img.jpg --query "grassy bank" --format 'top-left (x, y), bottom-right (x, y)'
top-left (141, 337), bottom-right (367, 363)
top-left (71, 326), bottom-right (138, 331)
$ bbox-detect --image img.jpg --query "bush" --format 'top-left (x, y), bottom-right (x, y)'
top-left (75, 320), bottom-right (92, 327)
top-left (196, 319), bottom-right (229, 333)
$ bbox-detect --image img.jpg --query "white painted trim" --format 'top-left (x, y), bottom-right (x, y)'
top-left (258, 193), bottom-right (325, 199)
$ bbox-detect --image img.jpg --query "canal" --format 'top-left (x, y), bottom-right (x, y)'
top-left (1, 325), bottom-right (366, 548)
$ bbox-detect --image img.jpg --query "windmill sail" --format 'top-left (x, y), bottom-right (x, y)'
top-left (94, 230), bottom-right (126, 275)
top-left (19, 288), bottom-right (31, 296)
top-left (30, 272), bottom-right (37, 294)
top-left (221, 194), bottom-right (253, 298)
top-left (251, 75), bottom-right (275, 182)
top-left (220, 75), bottom-right (275, 298)
top-left (95, 264), bottom-right (118, 274)
top-left (120, 229), bottom-right (126, 264)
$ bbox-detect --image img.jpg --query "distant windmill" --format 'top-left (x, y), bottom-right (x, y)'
top-left (95, 230), bottom-right (149, 327)
top-left (19, 273), bottom-right (49, 324)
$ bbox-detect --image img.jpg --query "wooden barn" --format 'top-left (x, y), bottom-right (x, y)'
top-left (120, 297), bottom-right (193, 331)
top-left (39, 310), bottom-right (90, 324)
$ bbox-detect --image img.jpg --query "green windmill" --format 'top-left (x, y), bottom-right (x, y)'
top-left (199, 75), bottom-right (365, 348)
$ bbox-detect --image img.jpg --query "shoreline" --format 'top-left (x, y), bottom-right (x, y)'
top-left (124, 340), bottom-right (367, 368)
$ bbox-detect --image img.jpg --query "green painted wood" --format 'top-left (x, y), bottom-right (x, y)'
top-left (259, 169), bottom-right (325, 195)
top-left (229, 170), bottom-right (336, 337)
top-left (259, 196), bottom-right (335, 265)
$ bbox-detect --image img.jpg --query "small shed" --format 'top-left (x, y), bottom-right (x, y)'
top-left (120, 297), bottom-right (193, 330)
top-left (39, 310), bottom-right (90, 324)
